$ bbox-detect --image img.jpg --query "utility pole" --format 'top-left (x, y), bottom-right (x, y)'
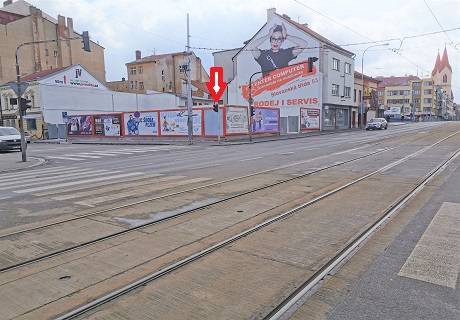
top-left (186, 13), bottom-right (193, 145)
top-left (16, 46), bottom-right (27, 162)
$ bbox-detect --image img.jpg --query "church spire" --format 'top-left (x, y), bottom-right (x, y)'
top-left (432, 51), bottom-right (441, 76)
top-left (441, 46), bottom-right (452, 72)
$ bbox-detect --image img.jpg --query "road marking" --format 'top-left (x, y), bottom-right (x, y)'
top-left (0, 170), bottom-right (114, 190)
top-left (75, 177), bottom-right (210, 207)
top-left (66, 154), bottom-right (102, 159)
top-left (79, 152), bottom-right (119, 156)
top-left (240, 156), bottom-right (263, 162)
top-left (398, 202), bottom-right (460, 288)
top-left (279, 152), bottom-right (295, 155)
top-left (0, 166), bottom-right (67, 179)
top-left (47, 156), bottom-right (85, 161)
top-left (188, 163), bottom-right (223, 170)
top-left (14, 172), bottom-right (143, 194)
top-left (0, 168), bottom-right (102, 187)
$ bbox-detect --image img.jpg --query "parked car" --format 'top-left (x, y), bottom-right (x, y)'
top-left (0, 126), bottom-right (24, 151)
top-left (366, 118), bottom-right (388, 130)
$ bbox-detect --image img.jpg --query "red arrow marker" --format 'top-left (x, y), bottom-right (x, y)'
top-left (206, 66), bottom-right (227, 102)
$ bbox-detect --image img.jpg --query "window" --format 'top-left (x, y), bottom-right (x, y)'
top-left (0, 56), bottom-right (2, 79)
top-left (130, 81), bottom-right (134, 89)
top-left (53, 50), bottom-right (58, 57)
top-left (344, 62), bottom-right (351, 74)
top-left (413, 90), bottom-right (420, 95)
top-left (359, 90), bottom-right (362, 102)
top-left (26, 119), bottom-right (37, 130)
top-left (138, 66), bottom-right (143, 74)
top-left (344, 86), bottom-right (351, 98)
top-left (130, 67), bottom-right (136, 75)
top-left (332, 84), bottom-right (339, 96)
top-left (354, 89), bottom-right (357, 102)
top-left (413, 98), bottom-right (420, 104)
top-left (139, 81), bottom-right (144, 90)
top-left (424, 89), bottom-right (432, 95)
top-left (424, 81), bottom-right (432, 86)
top-left (134, 81), bottom-right (138, 89)
top-left (45, 49), bottom-right (49, 56)
top-left (443, 74), bottom-right (447, 83)
top-left (332, 58), bottom-right (340, 71)
top-left (424, 98), bottom-right (432, 104)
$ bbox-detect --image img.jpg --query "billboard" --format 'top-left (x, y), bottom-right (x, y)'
top-left (226, 106), bottom-right (248, 134)
top-left (67, 115), bottom-right (93, 135)
top-left (228, 16), bottom-right (322, 112)
top-left (252, 108), bottom-right (279, 133)
top-left (124, 111), bottom-right (159, 136)
top-left (300, 108), bottom-right (320, 131)
top-left (94, 114), bottom-right (122, 136)
top-left (160, 110), bottom-right (202, 136)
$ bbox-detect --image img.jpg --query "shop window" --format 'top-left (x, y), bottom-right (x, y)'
top-left (26, 119), bottom-right (37, 130)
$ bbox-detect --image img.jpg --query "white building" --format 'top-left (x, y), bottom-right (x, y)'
top-left (213, 8), bottom-right (355, 132)
top-left (0, 64), bottom-right (193, 138)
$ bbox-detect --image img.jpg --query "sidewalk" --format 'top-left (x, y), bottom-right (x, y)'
top-left (0, 152), bottom-right (46, 173)
top-left (35, 128), bottom-right (361, 146)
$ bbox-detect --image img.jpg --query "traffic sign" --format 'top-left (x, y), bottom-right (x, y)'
top-left (206, 67), bottom-right (227, 102)
top-left (6, 81), bottom-right (29, 97)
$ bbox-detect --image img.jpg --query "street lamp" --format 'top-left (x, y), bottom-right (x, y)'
top-left (361, 43), bottom-right (389, 129)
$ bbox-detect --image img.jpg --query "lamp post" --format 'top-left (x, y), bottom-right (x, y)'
top-left (361, 43), bottom-right (389, 129)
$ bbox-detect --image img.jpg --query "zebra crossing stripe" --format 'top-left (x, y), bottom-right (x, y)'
top-left (15, 172), bottom-right (144, 194)
top-left (48, 156), bottom-right (86, 161)
top-left (0, 168), bottom-right (99, 186)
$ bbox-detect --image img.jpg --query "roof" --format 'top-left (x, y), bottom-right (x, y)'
top-left (375, 75), bottom-right (420, 88)
top-left (0, 9), bottom-right (24, 24)
top-left (191, 80), bottom-right (209, 94)
top-left (432, 47), bottom-right (452, 76)
top-left (354, 71), bottom-right (380, 83)
top-left (20, 66), bottom-right (67, 81)
top-left (279, 13), bottom-right (354, 56)
top-left (126, 51), bottom-right (189, 65)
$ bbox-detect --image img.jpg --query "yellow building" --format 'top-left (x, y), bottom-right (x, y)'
top-left (125, 50), bottom-right (209, 95)
top-left (0, 0), bottom-right (106, 85)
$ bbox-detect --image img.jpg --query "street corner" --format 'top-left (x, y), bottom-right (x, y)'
top-left (0, 152), bottom-right (47, 173)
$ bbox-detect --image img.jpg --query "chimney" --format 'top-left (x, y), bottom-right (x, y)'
top-left (267, 8), bottom-right (276, 20)
top-left (3, 0), bottom-right (12, 7)
top-left (57, 15), bottom-right (66, 38)
top-left (135, 50), bottom-right (141, 60)
top-left (67, 17), bottom-right (73, 35)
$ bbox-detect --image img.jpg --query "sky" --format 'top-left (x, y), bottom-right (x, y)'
top-left (28, 0), bottom-right (460, 99)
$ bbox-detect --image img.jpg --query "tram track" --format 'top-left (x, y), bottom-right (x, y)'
top-left (51, 129), bottom-right (460, 320)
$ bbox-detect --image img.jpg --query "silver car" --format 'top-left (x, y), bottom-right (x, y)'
top-left (0, 126), bottom-right (24, 151)
top-left (366, 118), bottom-right (388, 130)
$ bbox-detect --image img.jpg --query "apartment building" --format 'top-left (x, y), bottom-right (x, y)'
top-left (0, 0), bottom-right (106, 84)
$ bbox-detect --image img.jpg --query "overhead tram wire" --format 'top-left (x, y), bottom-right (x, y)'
top-left (422, 0), bottom-right (459, 52)
top-left (291, 0), bottom-right (449, 74)
top-left (188, 27), bottom-right (460, 53)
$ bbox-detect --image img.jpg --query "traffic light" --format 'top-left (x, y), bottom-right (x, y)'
top-left (307, 57), bottom-right (318, 72)
top-left (212, 103), bottom-right (219, 113)
top-left (19, 98), bottom-right (32, 115)
top-left (250, 106), bottom-right (255, 117)
top-left (82, 31), bottom-right (91, 52)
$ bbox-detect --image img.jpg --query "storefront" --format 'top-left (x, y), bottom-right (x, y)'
top-left (322, 105), bottom-right (350, 130)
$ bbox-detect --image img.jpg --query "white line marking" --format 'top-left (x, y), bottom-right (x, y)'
top-left (0, 166), bottom-right (68, 179)
top-left (240, 157), bottom-right (263, 162)
top-left (279, 152), bottom-right (295, 155)
top-left (0, 168), bottom-right (100, 186)
top-left (15, 172), bottom-right (144, 194)
top-left (47, 156), bottom-right (85, 161)
top-left (66, 154), bottom-right (102, 159)
top-left (398, 202), bottom-right (460, 288)
top-left (188, 163), bottom-right (223, 170)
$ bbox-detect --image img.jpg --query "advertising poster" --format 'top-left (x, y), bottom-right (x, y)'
top-left (228, 16), bottom-right (322, 110)
top-left (124, 111), bottom-right (159, 136)
top-left (300, 108), bottom-right (320, 131)
top-left (252, 108), bottom-right (279, 133)
top-left (226, 107), bottom-right (248, 134)
top-left (94, 114), bottom-right (121, 136)
top-left (159, 110), bottom-right (202, 136)
top-left (67, 115), bottom-right (93, 135)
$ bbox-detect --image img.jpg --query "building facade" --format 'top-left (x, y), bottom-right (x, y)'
top-left (354, 71), bottom-right (380, 126)
top-left (0, 0), bottom-right (106, 85)
top-left (214, 8), bottom-right (355, 133)
top-left (125, 50), bottom-right (209, 96)
top-left (376, 48), bottom-right (455, 121)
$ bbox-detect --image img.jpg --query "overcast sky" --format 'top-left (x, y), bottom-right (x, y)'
top-left (29, 0), bottom-right (460, 98)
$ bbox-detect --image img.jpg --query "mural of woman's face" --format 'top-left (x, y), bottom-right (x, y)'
top-left (270, 31), bottom-right (284, 51)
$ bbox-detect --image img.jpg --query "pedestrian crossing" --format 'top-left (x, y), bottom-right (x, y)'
top-left (0, 164), bottom-right (211, 207)
top-left (46, 147), bottom-right (177, 162)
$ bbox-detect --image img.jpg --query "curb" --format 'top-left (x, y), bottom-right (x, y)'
top-left (0, 156), bottom-right (47, 174)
